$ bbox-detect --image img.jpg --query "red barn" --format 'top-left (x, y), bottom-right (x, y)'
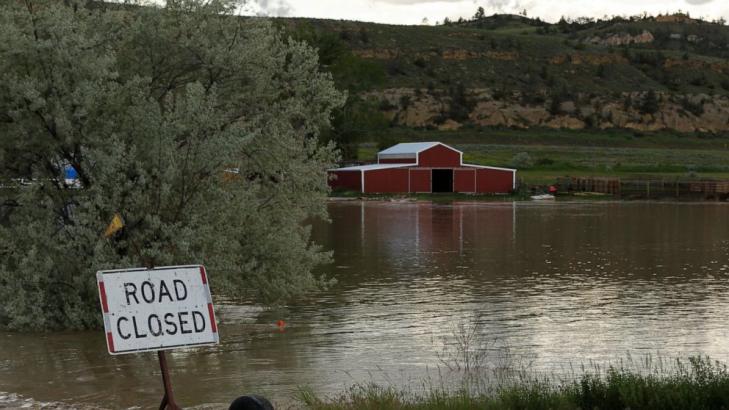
top-left (328, 142), bottom-right (516, 194)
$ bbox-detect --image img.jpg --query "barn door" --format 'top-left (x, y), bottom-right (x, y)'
top-left (432, 169), bottom-right (453, 193)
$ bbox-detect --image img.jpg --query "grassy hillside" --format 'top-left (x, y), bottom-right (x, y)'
top-left (285, 13), bottom-right (729, 94)
top-left (279, 13), bottom-right (729, 184)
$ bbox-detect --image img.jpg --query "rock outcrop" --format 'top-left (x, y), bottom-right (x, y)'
top-left (365, 88), bottom-right (729, 132)
top-left (586, 30), bottom-right (654, 46)
top-left (549, 53), bottom-right (628, 65)
top-left (353, 48), bottom-right (519, 61)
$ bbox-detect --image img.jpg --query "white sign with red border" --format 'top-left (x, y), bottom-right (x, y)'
top-left (97, 265), bottom-right (219, 355)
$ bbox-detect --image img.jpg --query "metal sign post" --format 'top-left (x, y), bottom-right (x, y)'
top-left (158, 350), bottom-right (180, 410)
top-left (97, 265), bottom-right (219, 409)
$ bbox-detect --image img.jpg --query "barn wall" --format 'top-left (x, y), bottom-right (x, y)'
top-left (364, 169), bottom-right (409, 193)
top-left (328, 170), bottom-right (361, 192)
top-left (417, 145), bottom-right (461, 168)
top-left (409, 169), bottom-right (431, 193)
top-left (476, 169), bottom-right (514, 193)
top-left (454, 169), bottom-right (476, 193)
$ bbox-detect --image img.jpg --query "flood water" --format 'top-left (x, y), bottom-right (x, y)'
top-left (2, 201), bottom-right (729, 408)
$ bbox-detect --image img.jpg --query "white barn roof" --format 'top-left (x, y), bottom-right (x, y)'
top-left (377, 142), bottom-right (464, 160)
top-left (328, 163), bottom-right (412, 172)
top-left (377, 142), bottom-right (441, 155)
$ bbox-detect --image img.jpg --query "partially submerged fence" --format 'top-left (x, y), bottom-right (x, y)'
top-left (556, 177), bottom-right (729, 200)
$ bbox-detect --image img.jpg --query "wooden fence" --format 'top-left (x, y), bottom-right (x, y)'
top-left (556, 177), bottom-right (729, 200)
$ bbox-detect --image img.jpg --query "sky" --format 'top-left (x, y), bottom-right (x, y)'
top-left (246, 0), bottom-right (729, 25)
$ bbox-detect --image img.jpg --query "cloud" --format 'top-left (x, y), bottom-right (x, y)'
top-left (252, 0), bottom-right (292, 16)
top-left (372, 0), bottom-right (468, 3)
top-left (254, 0), bottom-right (729, 26)
top-left (485, 0), bottom-right (511, 11)
top-left (480, 0), bottom-right (537, 14)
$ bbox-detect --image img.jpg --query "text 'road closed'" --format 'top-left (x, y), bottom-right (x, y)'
top-left (97, 265), bottom-right (219, 355)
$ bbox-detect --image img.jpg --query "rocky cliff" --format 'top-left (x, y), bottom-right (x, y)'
top-left (368, 88), bottom-right (729, 132)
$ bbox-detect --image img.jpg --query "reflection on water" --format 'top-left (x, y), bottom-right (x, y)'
top-left (2, 201), bottom-right (729, 408)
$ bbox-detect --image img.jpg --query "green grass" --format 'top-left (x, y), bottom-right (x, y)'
top-left (299, 357), bottom-right (729, 410)
top-left (353, 128), bottom-right (729, 185)
top-left (330, 190), bottom-right (529, 202)
top-left (369, 127), bottom-right (729, 150)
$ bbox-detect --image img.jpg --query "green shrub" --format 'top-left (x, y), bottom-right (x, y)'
top-left (511, 152), bottom-right (535, 168)
top-left (639, 90), bottom-right (660, 115)
top-left (300, 357), bottom-right (729, 410)
top-left (535, 157), bottom-right (555, 166)
top-left (680, 97), bottom-right (705, 116)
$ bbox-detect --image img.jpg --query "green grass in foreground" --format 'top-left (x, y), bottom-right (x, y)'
top-left (299, 357), bottom-right (729, 410)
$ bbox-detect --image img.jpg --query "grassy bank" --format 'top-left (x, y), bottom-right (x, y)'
top-left (330, 190), bottom-right (531, 202)
top-left (354, 128), bottom-right (729, 186)
top-left (299, 357), bottom-right (729, 410)
top-left (329, 191), bottom-right (617, 202)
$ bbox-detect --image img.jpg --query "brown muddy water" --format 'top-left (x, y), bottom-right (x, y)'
top-left (2, 201), bottom-right (729, 408)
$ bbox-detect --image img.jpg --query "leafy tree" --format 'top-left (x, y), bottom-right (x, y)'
top-left (548, 96), bottom-right (562, 115)
top-left (322, 97), bottom-right (390, 161)
top-left (680, 96), bottom-right (705, 116)
top-left (548, 88), bottom-right (572, 115)
top-left (448, 83), bottom-right (474, 121)
top-left (287, 22), bottom-right (386, 160)
top-left (290, 23), bottom-right (348, 67)
top-left (0, 0), bottom-right (345, 330)
top-left (474, 7), bottom-right (485, 21)
top-left (640, 90), bottom-right (660, 114)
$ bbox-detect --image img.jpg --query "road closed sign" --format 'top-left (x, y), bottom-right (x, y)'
top-left (97, 265), bottom-right (219, 355)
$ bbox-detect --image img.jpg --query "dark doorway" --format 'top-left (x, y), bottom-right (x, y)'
top-left (431, 169), bottom-right (453, 193)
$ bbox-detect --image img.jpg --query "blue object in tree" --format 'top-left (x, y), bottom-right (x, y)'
top-left (64, 165), bottom-right (78, 180)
